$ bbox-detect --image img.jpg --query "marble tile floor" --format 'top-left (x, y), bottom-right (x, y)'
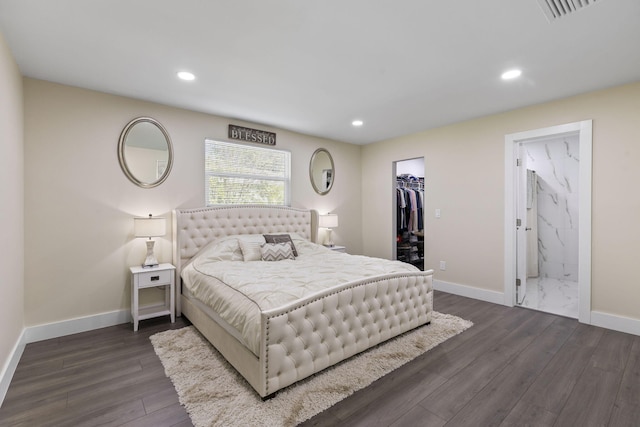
top-left (518, 276), bottom-right (579, 319)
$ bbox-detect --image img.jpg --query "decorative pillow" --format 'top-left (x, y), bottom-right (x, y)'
top-left (263, 234), bottom-right (298, 257)
top-left (195, 236), bottom-right (244, 263)
top-left (238, 235), bottom-right (266, 261)
top-left (261, 243), bottom-right (295, 261)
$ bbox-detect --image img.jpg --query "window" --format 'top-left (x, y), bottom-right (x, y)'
top-left (204, 139), bottom-right (291, 206)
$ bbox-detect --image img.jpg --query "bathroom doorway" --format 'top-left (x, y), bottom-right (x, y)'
top-left (505, 121), bottom-right (592, 323)
top-left (518, 134), bottom-right (580, 318)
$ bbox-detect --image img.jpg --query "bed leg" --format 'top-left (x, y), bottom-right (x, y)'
top-left (262, 391), bottom-right (277, 401)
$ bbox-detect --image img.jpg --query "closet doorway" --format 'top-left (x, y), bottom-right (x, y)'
top-left (393, 158), bottom-right (425, 270)
top-left (504, 120), bottom-right (592, 324)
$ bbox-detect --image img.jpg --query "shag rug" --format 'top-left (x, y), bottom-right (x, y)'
top-left (150, 312), bottom-right (472, 427)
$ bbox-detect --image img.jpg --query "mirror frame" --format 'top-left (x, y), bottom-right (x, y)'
top-left (118, 117), bottom-right (173, 188)
top-left (309, 148), bottom-right (335, 195)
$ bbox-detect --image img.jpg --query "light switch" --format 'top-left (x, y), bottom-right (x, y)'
top-left (435, 209), bottom-right (441, 218)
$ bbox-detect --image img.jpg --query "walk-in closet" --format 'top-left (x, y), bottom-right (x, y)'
top-left (395, 158), bottom-right (424, 270)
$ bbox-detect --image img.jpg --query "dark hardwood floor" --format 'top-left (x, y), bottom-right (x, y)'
top-left (0, 316), bottom-right (193, 427)
top-left (1, 292), bottom-right (639, 426)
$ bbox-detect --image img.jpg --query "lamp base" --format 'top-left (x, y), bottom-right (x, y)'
top-left (142, 240), bottom-right (159, 268)
top-left (324, 229), bottom-right (334, 247)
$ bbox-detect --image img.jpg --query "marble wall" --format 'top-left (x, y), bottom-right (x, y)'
top-left (525, 135), bottom-right (580, 281)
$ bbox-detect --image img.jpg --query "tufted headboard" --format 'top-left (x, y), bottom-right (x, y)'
top-left (172, 205), bottom-right (318, 314)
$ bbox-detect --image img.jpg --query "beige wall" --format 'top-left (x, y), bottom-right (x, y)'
top-left (15, 70), bottom-right (640, 330)
top-left (0, 33), bottom-right (24, 374)
top-left (23, 79), bottom-right (361, 327)
top-left (362, 81), bottom-right (640, 321)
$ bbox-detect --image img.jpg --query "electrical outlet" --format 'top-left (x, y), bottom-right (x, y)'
top-left (439, 261), bottom-right (446, 270)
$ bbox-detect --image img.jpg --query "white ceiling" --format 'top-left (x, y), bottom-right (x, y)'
top-left (1, 0), bottom-right (639, 145)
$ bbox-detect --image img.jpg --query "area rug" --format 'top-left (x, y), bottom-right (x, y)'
top-left (150, 312), bottom-right (472, 427)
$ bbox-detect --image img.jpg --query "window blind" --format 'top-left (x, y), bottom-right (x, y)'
top-left (204, 139), bottom-right (291, 206)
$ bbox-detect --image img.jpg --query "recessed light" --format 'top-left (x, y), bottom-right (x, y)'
top-left (501, 69), bottom-right (522, 80)
top-left (352, 120), bottom-right (364, 127)
top-left (177, 71), bottom-right (195, 81)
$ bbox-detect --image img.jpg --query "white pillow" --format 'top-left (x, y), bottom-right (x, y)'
top-left (201, 236), bottom-right (243, 262)
top-left (238, 235), bottom-right (266, 261)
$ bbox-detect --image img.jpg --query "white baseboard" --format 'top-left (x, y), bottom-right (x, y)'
top-left (591, 311), bottom-right (640, 336)
top-left (24, 309), bottom-right (131, 344)
top-left (0, 309), bottom-right (131, 408)
top-left (434, 279), bottom-right (505, 305)
top-left (0, 329), bottom-right (26, 408)
top-left (435, 280), bottom-right (640, 336)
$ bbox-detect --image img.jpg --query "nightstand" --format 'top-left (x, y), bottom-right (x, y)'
top-left (327, 245), bottom-right (346, 253)
top-left (130, 263), bottom-right (175, 331)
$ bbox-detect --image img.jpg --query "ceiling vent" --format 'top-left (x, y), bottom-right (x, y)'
top-left (536, 0), bottom-right (600, 21)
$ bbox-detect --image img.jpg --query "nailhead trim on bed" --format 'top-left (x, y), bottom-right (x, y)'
top-left (175, 205), bottom-right (313, 264)
top-left (263, 273), bottom-right (433, 395)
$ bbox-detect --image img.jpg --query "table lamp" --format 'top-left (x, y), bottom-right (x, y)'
top-left (134, 214), bottom-right (166, 268)
top-left (318, 213), bottom-right (339, 247)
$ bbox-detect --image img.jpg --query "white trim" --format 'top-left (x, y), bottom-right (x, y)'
top-left (577, 120), bottom-right (593, 324)
top-left (1, 309), bottom-right (132, 407)
top-left (0, 329), bottom-right (26, 407)
top-left (504, 139), bottom-right (517, 307)
top-left (591, 311), bottom-right (640, 336)
top-left (434, 279), bottom-right (504, 305)
top-left (504, 120), bottom-right (592, 324)
top-left (24, 309), bottom-right (131, 344)
top-left (435, 277), bottom-right (640, 336)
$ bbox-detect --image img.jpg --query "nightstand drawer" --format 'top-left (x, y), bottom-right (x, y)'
top-left (137, 269), bottom-right (172, 287)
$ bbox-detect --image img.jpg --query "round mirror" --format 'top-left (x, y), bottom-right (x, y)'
top-left (309, 148), bottom-right (335, 195)
top-left (118, 117), bottom-right (173, 188)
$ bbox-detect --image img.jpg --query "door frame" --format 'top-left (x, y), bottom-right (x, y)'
top-left (515, 142), bottom-right (528, 305)
top-left (504, 120), bottom-right (592, 324)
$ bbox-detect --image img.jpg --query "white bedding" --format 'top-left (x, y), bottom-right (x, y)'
top-left (181, 234), bottom-right (420, 355)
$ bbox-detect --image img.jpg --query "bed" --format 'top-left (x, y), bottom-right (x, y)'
top-left (172, 205), bottom-right (434, 398)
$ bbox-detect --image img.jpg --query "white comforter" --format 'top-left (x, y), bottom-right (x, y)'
top-left (181, 234), bottom-right (420, 355)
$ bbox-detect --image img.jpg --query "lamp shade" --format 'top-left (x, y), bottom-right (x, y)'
top-left (134, 215), bottom-right (166, 238)
top-left (319, 213), bottom-right (339, 228)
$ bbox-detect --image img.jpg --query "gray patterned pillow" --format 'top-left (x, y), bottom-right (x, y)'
top-left (261, 243), bottom-right (295, 261)
top-left (263, 234), bottom-right (298, 257)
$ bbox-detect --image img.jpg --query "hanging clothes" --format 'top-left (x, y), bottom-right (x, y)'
top-left (396, 175), bottom-right (425, 270)
top-left (397, 188), bottom-right (407, 232)
top-left (396, 177), bottom-right (424, 233)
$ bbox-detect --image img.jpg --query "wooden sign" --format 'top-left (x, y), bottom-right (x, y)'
top-left (228, 125), bottom-right (276, 146)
